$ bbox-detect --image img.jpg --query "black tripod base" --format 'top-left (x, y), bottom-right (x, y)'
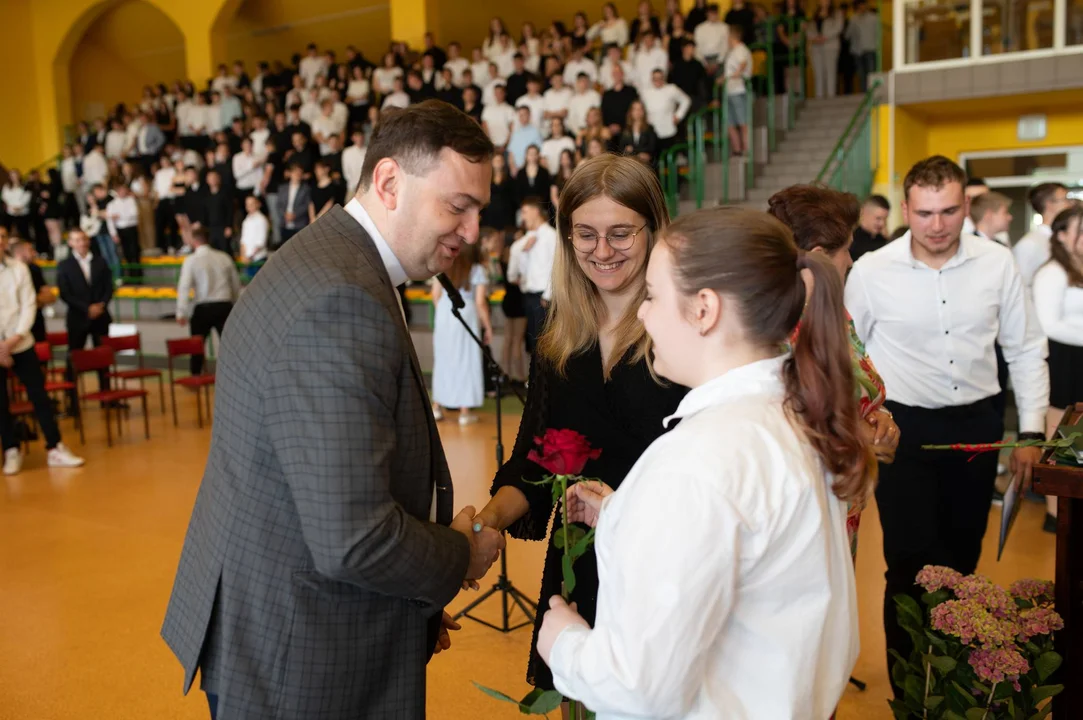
top-left (848, 676), bottom-right (867, 691)
top-left (453, 573), bottom-right (538, 633)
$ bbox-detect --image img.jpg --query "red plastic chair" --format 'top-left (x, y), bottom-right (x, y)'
top-left (35, 341), bottom-right (76, 420)
top-left (70, 346), bottom-right (150, 447)
top-left (102, 334), bottom-right (165, 414)
top-left (8, 400), bottom-right (35, 453)
top-left (166, 336), bottom-right (216, 428)
top-left (44, 331), bottom-right (70, 382)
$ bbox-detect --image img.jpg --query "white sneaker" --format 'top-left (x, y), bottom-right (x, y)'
top-left (3, 448), bottom-right (23, 476)
top-left (458, 413), bottom-right (479, 426)
top-left (47, 443), bottom-right (85, 468)
top-left (432, 406), bottom-right (445, 421)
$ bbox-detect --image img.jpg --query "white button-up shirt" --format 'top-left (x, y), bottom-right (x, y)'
top-left (549, 356), bottom-right (858, 720)
top-left (74, 250), bottom-right (94, 283)
top-left (846, 232), bottom-right (1049, 432)
top-left (694, 20), bottom-right (730, 61)
top-left (507, 223), bottom-right (557, 299)
top-left (640, 83), bottom-right (692, 140)
top-left (563, 57), bottom-right (599, 86)
top-left (1012, 224), bottom-right (1053, 288)
top-left (342, 145), bottom-right (367, 196)
top-left (239, 212), bottom-right (270, 263)
top-left (0, 258), bottom-right (39, 355)
top-left (176, 244), bottom-right (242, 319)
top-left (567, 90), bottom-right (602, 135)
top-left (105, 195), bottom-right (139, 235)
top-left (1033, 261), bottom-right (1083, 347)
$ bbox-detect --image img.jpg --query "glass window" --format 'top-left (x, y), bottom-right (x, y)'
top-left (903, 0), bottom-right (970, 63)
top-left (1069, 0), bottom-right (1083, 45)
top-left (982, 0), bottom-right (1055, 55)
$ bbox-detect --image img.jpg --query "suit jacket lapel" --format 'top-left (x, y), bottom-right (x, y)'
top-left (325, 207), bottom-right (454, 524)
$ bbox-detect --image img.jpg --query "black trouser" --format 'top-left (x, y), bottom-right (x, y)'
top-left (116, 225), bottom-right (142, 282)
top-left (155, 198), bottom-right (179, 252)
top-left (877, 398), bottom-right (1003, 694)
top-left (190, 301), bottom-right (233, 375)
top-left (0, 346), bottom-right (62, 451)
top-left (66, 326), bottom-right (109, 410)
top-left (991, 342), bottom-right (1009, 422)
top-left (522, 292), bottom-right (547, 354)
top-left (209, 226), bottom-right (231, 254)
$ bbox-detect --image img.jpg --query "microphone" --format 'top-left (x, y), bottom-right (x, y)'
top-left (436, 272), bottom-right (466, 310)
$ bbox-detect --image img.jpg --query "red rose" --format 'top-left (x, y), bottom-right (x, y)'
top-left (527, 428), bottom-right (602, 476)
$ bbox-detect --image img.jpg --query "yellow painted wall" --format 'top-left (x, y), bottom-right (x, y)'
top-left (0, 0), bottom-right (44, 169)
top-left (226, 0), bottom-right (390, 69)
top-left (925, 108), bottom-right (1083, 161)
top-left (69, 0), bottom-right (186, 123)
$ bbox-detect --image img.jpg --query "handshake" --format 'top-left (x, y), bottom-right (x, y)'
top-left (450, 506), bottom-right (506, 583)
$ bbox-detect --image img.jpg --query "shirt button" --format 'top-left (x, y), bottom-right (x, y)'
top-left (944, 330), bottom-right (949, 335)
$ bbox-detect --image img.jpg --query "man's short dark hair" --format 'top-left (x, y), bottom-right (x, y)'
top-left (191, 226), bottom-right (209, 244)
top-left (521, 196), bottom-right (546, 214)
top-left (865, 194), bottom-right (890, 211)
top-left (514, 53), bottom-right (524, 61)
top-left (1028, 182), bottom-right (1067, 214)
top-left (359, 101), bottom-right (494, 192)
top-left (903, 155), bottom-right (967, 201)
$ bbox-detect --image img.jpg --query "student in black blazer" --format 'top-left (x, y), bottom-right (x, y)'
top-left (57, 229), bottom-right (113, 407)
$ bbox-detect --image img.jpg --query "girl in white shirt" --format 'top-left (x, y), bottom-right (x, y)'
top-left (588, 3), bottom-right (630, 49)
top-left (372, 53), bottom-right (403, 97)
top-left (1032, 205), bottom-right (1083, 530)
top-left (538, 208), bottom-right (871, 720)
top-left (2, 170), bottom-right (32, 241)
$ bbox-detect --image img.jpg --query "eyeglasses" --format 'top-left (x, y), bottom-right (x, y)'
top-left (569, 223), bottom-right (648, 252)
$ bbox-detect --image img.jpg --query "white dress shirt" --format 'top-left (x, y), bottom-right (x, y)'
top-left (74, 251), bottom-right (94, 283)
top-left (507, 223), bottom-right (557, 299)
top-left (599, 59), bottom-right (637, 90)
top-left (176, 244), bottom-right (242, 319)
top-left (153, 166), bottom-right (178, 200)
top-left (105, 196), bottom-right (140, 235)
top-left (239, 212), bottom-right (270, 263)
top-left (2, 186), bottom-right (31, 216)
top-left (0, 258), bottom-right (39, 355)
top-left (470, 60), bottom-right (492, 86)
top-left (846, 232), bottom-right (1050, 433)
top-left (104, 129), bottom-right (128, 160)
top-left (633, 46), bottom-right (670, 89)
top-left (382, 91), bottom-right (410, 110)
top-left (549, 356), bottom-right (858, 720)
top-left (1012, 224), bottom-right (1053, 288)
top-left (567, 90), bottom-right (603, 134)
top-left (299, 55), bottom-right (329, 88)
top-left (640, 84), bottom-right (692, 139)
top-left (515, 94), bottom-right (547, 135)
top-left (542, 87), bottom-right (574, 119)
top-left (232, 152), bottom-right (263, 193)
top-left (61, 157), bottom-right (79, 193)
top-left (541, 136), bottom-right (577, 173)
top-left (694, 20), bottom-right (730, 62)
top-left (82, 150), bottom-right (108, 188)
top-left (444, 57), bottom-right (470, 86)
top-left (563, 58), bottom-right (600, 86)
top-left (587, 18), bottom-right (630, 48)
top-left (1032, 261), bottom-right (1083, 347)
top-left (481, 103), bottom-right (517, 147)
top-left (250, 128), bottom-right (271, 158)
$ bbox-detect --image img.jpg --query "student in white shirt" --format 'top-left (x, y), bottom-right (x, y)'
top-left (515, 77), bottom-right (547, 135)
top-left (299, 44), bottom-right (328, 88)
top-left (312, 100), bottom-right (342, 156)
top-left (443, 42), bottom-right (470, 86)
top-left (507, 197), bottom-right (557, 351)
top-left (481, 84), bottom-right (517, 150)
top-left (542, 74), bottom-right (574, 126)
top-left (722, 26), bottom-right (753, 155)
top-left (1013, 182), bottom-right (1071, 287)
top-left (640, 69), bottom-right (692, 153)
top-left (566, 74), bottom-right (603, 135)
top-left (538, 207), bottom-right (867, 720)
top-left (104, 119), bottom-right (128, 160)
top-left (1031, 205), bottom-right (1083, 531)
top-left (381, 77), bottom-right (411, 110)
top-left (599, 45), bottom-right (636, 90)
top-left (1, 171), bottom-right (32, 240)
top-left (969, 190), bottom-right (1013, 245)
top-left (845, 156), bottom-right (1049, 688)
top-left (694, 4), bottom-right (729, 72)
top-left (232, 138), bottom-right (265, 198)
top-left (562, 48), bottom-right (600, 87)
top-left (0, 227), bottom-right (84, 475)
top-left (153, 153), bottom-right (181, 253)
top-left (373, 53), bottom-right (404, 97)
top-left (239, 195), bottom-right (270, 272)
top-left (633, 31), bottom-right (670, 88)
top-left (341, 129), bottom-right (368, 197)
top-left (482, 63), bottom-right (505, 107)
top-left (470, 47), bottom-right (493, 87)
top-left (540, 118), bottom-right (577, 173)
top-left (961, 177), bottom-right (988, 235)
top-left (587, 3), bottom-right (630, 49)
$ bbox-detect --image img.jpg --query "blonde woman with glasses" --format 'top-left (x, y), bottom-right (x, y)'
top-left (472, 154), bottom-right (686, 718)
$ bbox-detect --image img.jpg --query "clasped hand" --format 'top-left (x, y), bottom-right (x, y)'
top-left (450, 505), bottom-right (505, 583)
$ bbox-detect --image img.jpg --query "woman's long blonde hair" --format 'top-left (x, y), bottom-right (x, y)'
top-left (537, 154), bottom-right (670, 379)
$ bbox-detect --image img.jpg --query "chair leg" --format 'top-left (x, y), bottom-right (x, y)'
top-left (116, 402), bottom-right (123, 437)
top-left (158, 380), bottom-right (165, 414)
top-left (142, 396), bottom-right (149, 439)
top-left (170, 384), bottom-right (178, 427)
top-left (105, 407), bottom-right (113, 447)
top-left (196, 390), bottom-right (203, 429)
top-left (77, 399), bottom-right (85, 445)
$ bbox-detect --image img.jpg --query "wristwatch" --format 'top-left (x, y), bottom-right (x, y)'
top-left (1018, 432), bottom-right (1046, 442)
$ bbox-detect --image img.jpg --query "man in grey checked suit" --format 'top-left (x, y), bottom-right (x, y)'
top-left (161, 101), bottom-right (504, 719)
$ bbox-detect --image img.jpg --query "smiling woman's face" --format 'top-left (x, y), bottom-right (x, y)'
top-left (569, 195), bottom-right (649, 297)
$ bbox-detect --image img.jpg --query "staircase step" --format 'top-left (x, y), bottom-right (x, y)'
top-left (760, 161), bottom-right (825, 179)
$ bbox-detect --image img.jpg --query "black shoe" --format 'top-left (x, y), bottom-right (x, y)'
top-left (1043, 513), bottom-right (1057, 533)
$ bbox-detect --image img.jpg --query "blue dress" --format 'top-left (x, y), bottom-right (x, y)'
top-left (431, 264), bottom-right (488, 409)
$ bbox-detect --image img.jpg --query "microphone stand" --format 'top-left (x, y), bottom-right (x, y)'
top-left (442, 286), bottom-right (536, 633)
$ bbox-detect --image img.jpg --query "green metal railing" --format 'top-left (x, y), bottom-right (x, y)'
top-left (661, 142), bottom-right (690, 216)
top-left (815, 79), bottom-right (882, 198)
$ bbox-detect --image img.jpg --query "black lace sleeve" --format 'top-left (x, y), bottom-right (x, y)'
top-left (490, 351), bottom-right (555, 541)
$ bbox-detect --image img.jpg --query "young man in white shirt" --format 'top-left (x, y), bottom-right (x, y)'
top-left (566, 74), bottom-right (602, 135)
top-left (640, 69), bottom-right (692, 157)
top-left (312, 100), bottom-right (342, 156)
top-left (444, 42), bottom-right (470, 86)
top-left (961, 177), bottom-right (988, 235)
top-left (969, 191), bottom-right (1013, 245)
top-left (542, 74), bottom-right (574, 128)
top-left (1013, 182), bottom-right (1070, 287)
top-left (481, 84), bottom-right (517, 151)
top-left (515, 76), bottom-right (547, 135)
top-left (381, 77), bottom-right (411, 110)
top-left (238, 195), bottom-right (269, 272)
top-left (507, 197), bottom-right (557, 353)
top-left (341, 128), bottom-right (367, 196)
top-left (844, 156), bottom-right (1049, 690)
top-left (482, 62), bottom-right (506, 107)
top-left (176, 226), bottom-right (242, 376)
top-left (722, 25), bottom-right (752, 155)
top-left (599, 45), bottom-right (636, 90)
top-left (470, 47), bottom-right (492, 86)
top-left (106, 183), bottom-right (142, 282)
top-left (299, 43), bottom-right (328, 88)
top-left (540, 118), bottom-right (577, 173)
top-left (633, 31), bottom-right (670, 89)
top-left (153, 152), bottom-right (180, 253)
top-left (694, 4), bottom-right (730, 74)
top-left (562, 46), bottom-right (599, 87)
top-left (0, 227), bottom-right (84, 475)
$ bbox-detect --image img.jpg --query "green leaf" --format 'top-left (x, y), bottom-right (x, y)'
top-left (473, 682), bottom-right (525, 707)
top-left (895, 594), bottom-right (925, 630)
top-left (521, 689), bottom-right (563, 715)
top-left (562, 554), bottom-right (577, 596)
top-left (553, 524), bottom-right (586, 551)
top-left (965, 708), bottom-right (987, 720)
top-left (568, 527), bottom-right (595, 560)
top-left (887, 699), bottom-right (912, 719)
top-left (1029, 685), bottom-right (1063, 703)
top-left (1035, 652), bottom-right (1062, 682)
top-left (944, 710), bottom-right (969, 720)
top-left (926, 654), bottom-right (958, 674)
top-left (926, 695), bottom-right (945, 710)
top-left (1025, 641), bottom-right (1041, 656)
top-left (994, 681), bottom-right (1015, 700)
top-left (922, 589), bottom-right (952, 608)
top-left (952, 682), bottom-right (978, 707)
top-left (904, 675), bottom-right (924, 703)
top-left (926, 630), bottom-right (949, 653)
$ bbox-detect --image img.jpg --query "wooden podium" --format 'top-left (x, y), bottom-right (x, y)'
top-left (1032, 402), bottom-right (1083, 718)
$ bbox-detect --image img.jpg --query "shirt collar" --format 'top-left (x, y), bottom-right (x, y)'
top-left (663, 355), bottom-right (787, 428)
top-left (898, 230), bottom-right (976, 271)
top-left (194, 244), bottom-right (211, 255)
top-left (343, 198), bottom-right (408, 288)
top-left (75, 251), bottom-right (94, 263)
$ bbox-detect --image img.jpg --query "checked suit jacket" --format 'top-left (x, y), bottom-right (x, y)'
top-left (161, 205), bottom-right (470, 719)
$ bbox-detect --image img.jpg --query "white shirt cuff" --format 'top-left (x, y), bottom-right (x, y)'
top-left (1018, 410), bottom-right (1048, 436)
top-left (548, 623), bottom-right (591, 699)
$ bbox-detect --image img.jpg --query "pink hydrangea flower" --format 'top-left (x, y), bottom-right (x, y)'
top-left (930, 600), bottom-right (1017, 647)
top-left (1009, 578), bottom-right (1055, 605)
top-left (1017, 606), bottom-right (1065, 642)
top-left (954, 576), bottom-right (1017, 620)
top-left (968, 646), bottom-right (1030, 688)
top-left (915, 565), bottom-right (964, 593)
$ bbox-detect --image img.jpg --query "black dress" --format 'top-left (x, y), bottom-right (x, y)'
top-left (481, 177), bottom-right (517, 230)
top-left (513, 166), bottom-right (552, 210)
top-left (491, 344), bottom-right (687, 691)
top-left (498, 256), bottom-right (525, 319)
